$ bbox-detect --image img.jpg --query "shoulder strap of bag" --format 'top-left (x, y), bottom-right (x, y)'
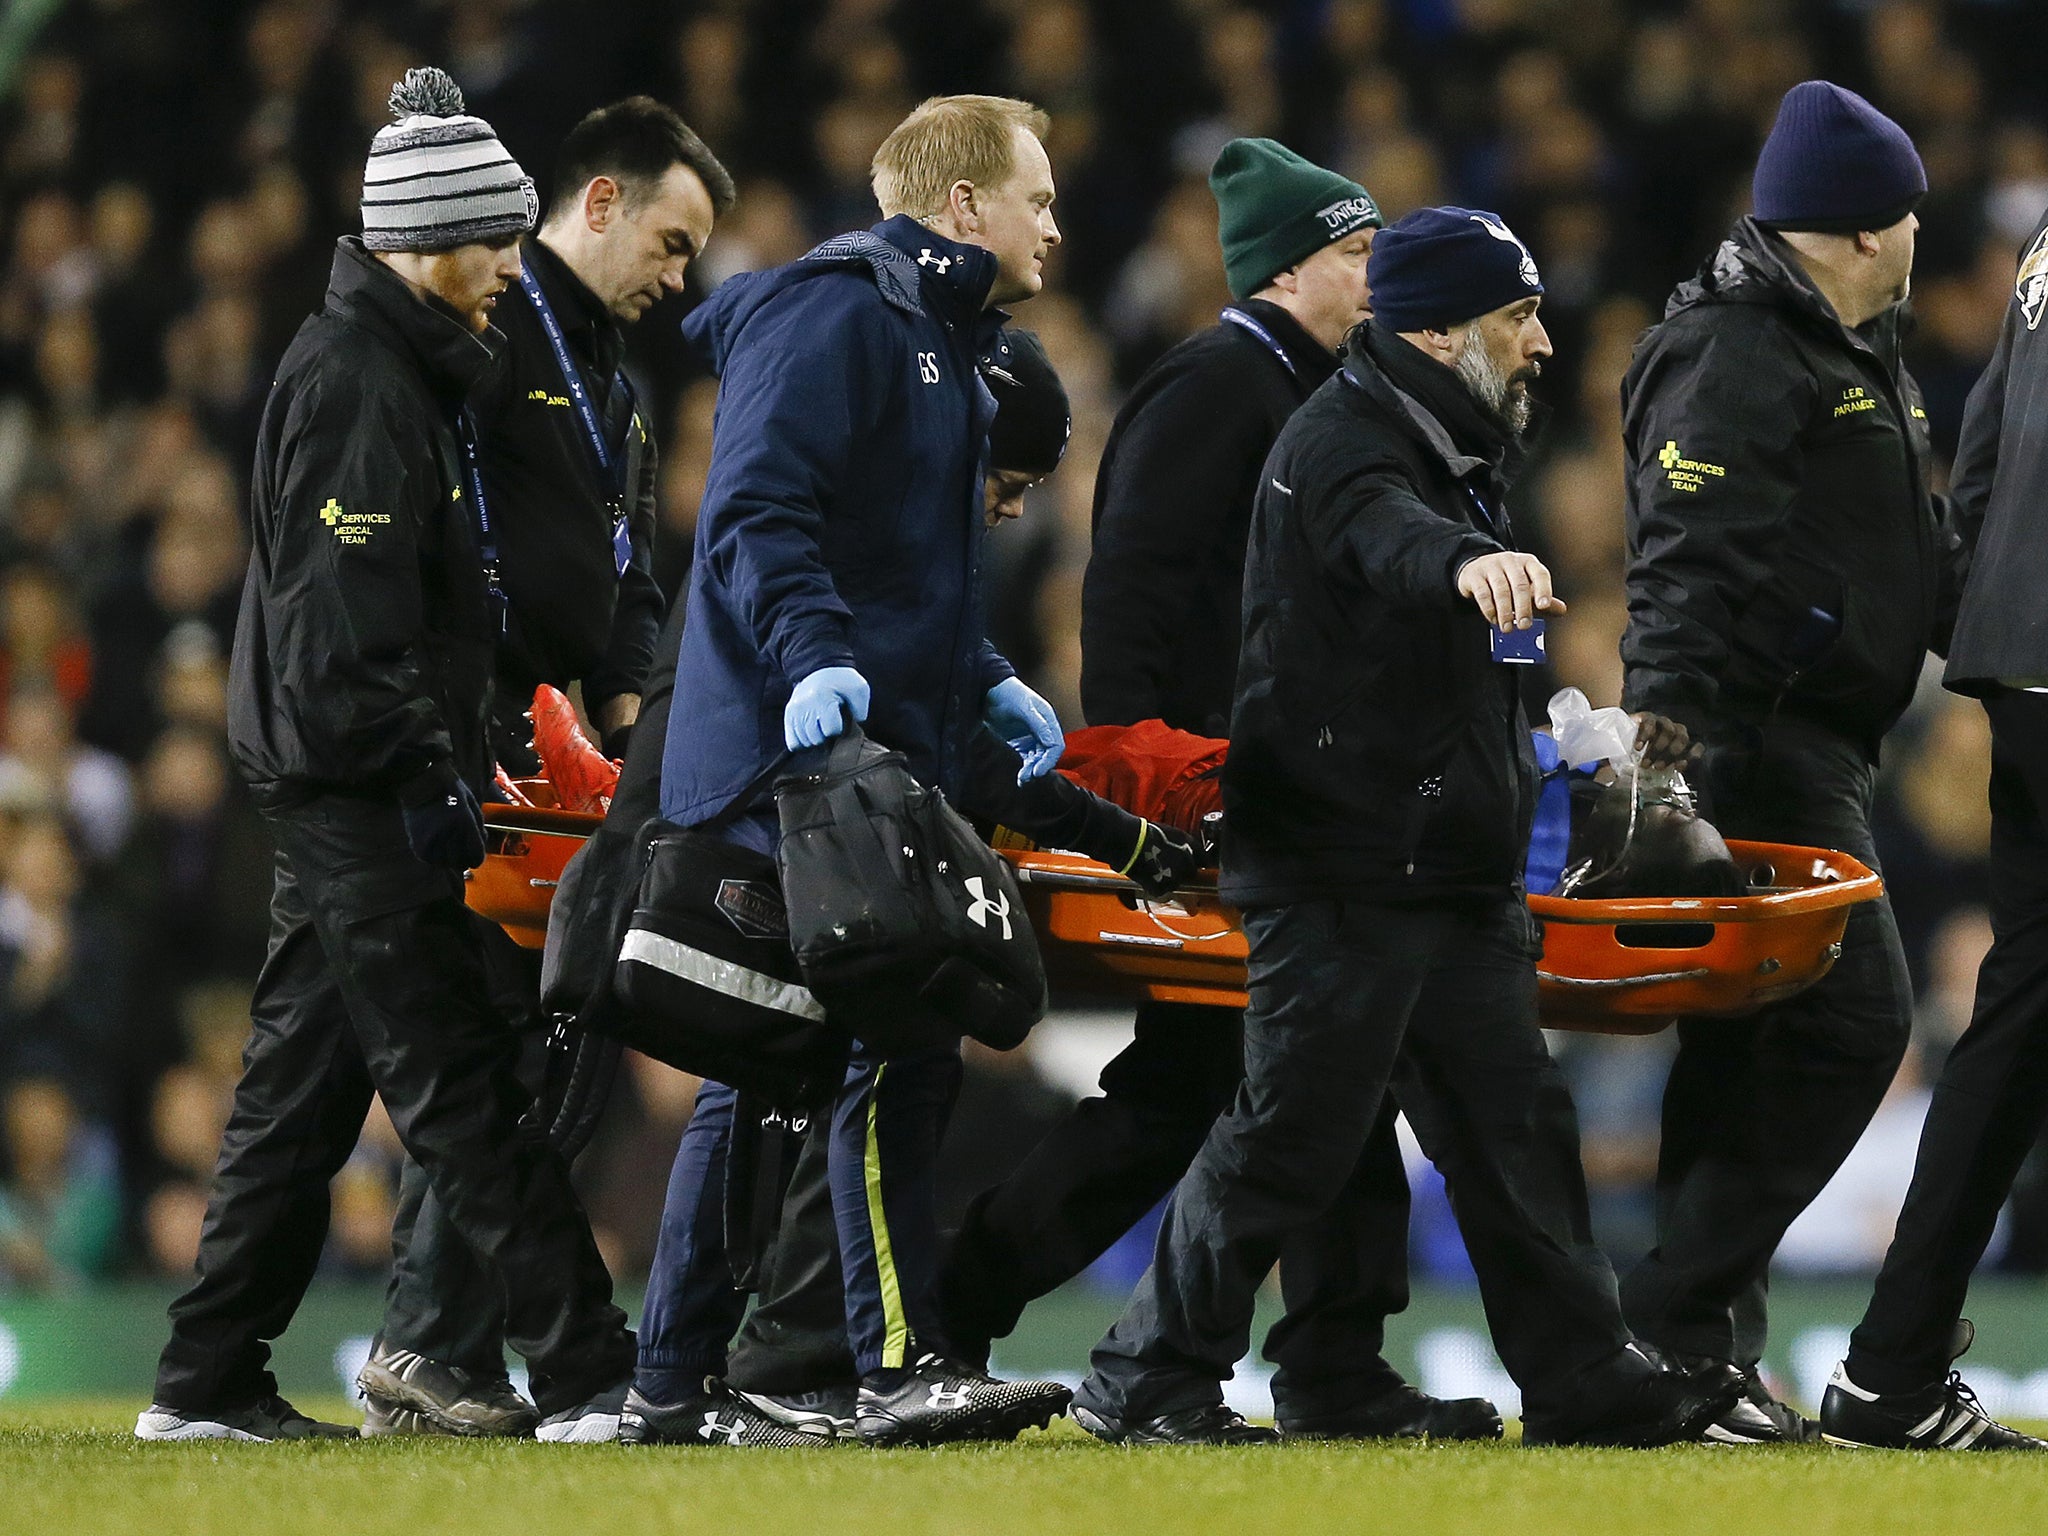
top-left (696, 747), bottom-right (796, 835)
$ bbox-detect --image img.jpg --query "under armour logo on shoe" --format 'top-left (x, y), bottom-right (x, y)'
top-left (964, 876), bottom-right (1012, 940)
top-left (698, 1412), bottom-right (746, 1446)
top-left (927, 1385), bottom-right (972, 1411)
top-left (917, 249), bottom-right (952, 272)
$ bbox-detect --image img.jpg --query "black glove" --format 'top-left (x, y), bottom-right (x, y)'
top-left (399, 761), bottom-right (487, 871)
top-left (1121, 818), bottom-right (1200, 898)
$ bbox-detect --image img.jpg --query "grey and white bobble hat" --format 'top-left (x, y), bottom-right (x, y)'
top-left (361, 66), bottom-right (537, 252)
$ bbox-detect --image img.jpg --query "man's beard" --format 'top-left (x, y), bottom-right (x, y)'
top-left (1454, 335), bottom-right (1536, 434)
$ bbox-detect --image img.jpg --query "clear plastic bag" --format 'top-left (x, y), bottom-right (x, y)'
top-left (1547, 689), bottom-right (1711, 897)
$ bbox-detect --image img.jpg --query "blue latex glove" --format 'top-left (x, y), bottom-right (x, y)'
top-left (985, 676), bottom-right (1064, 782)
top-left (784, 665), bottom-right (871, 750)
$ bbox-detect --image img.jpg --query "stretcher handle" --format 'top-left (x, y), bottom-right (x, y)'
top-left (483, 807), bottom-right (603, 839)
top-left (1539, 968), bottom-right (1714, 990)
top-left (1009, 864), bottom-right (1222, 898)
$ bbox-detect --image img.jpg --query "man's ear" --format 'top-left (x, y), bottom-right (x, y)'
top-left (583, 175), bottom-right (620, 233)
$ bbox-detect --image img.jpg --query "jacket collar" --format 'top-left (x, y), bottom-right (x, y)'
top-left (874, 215), bottom-right (1002, 333)
top-left (1671, 217), bottom-right (1903, 364)
top-left (326, 237), bottom-right (501, 401)
top-left (1231, 298), bottom-right (1339, 388)
top-left (1346, 322), bottom-right (1517, 482)
top-left (523, 235), bottom-right (627, 379)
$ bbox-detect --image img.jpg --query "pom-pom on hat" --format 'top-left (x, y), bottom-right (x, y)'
top-left (1752, 81), bottom-right (1925, 233)
top-left (1366, 207), bottom-right (1543, 334)
top-left (361, 67), bottom-right (537, 252)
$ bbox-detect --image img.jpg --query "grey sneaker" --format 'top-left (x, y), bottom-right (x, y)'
top-left (136, 1395), bottom-right (356, 1442)
top-left (536, 1380), bottom-right (630, 1444)
top-left (356, 1343), bottom-right (538, 1439)
top-left (733, 1383), bottom-right (859, 1440)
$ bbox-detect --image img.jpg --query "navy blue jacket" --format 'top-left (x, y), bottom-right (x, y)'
top-left (660, 217), bottom-right (1015, 829)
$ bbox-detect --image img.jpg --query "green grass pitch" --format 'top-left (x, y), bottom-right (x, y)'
top-left (7, 1401), bottom-right (2048, 1536)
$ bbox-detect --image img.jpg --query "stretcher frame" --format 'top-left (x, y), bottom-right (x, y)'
top-left (466, 793), bottom-right (1881, 1034)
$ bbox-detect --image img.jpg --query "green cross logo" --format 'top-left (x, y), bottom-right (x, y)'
top-left (320, 498), bottom-right (344, 526)
top-left (1658, 441), bottom-right (1680, 470)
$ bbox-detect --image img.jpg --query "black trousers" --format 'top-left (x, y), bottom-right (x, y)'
top-left (720, 1003), bottom-right (1415, 1415)
top-left (152, 794), bottom-right (634, 1416)
top-left (940, 1000), bottom-right (1413, 1412)
top-left (380, 935), bottom-right (546, 1375)
top-left (1848, 693), bottom-right (2048, 1391)
top-left (1621, 720), bottom-right (1912, 1367)
top-left (1076, 895), bottom-right (1634, 1430)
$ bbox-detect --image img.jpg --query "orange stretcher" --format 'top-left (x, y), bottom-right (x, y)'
top-left (465, 793), bottom-right (1882, 1034)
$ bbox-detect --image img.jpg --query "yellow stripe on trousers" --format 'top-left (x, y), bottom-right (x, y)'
top-left (863, 1062), bottom-right (911, 1369)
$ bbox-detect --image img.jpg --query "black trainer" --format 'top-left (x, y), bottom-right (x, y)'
top-left (1073, 1402), bottom-right (1280, 1446)
top-left (1820, 1365), bottom-right (2046, 1451)
top-left (1280, 1383), bottom-right (1502, 1442)
top-left (619, 1381), bottom-right (813, 1447)
top-left (135, 1395), bottom-right (356, 1442)
top-left (1665, 1350), bottom-right (1815, 1445)
top-left (1522, 1359), bottom-right (1743, 1448)
top-left (854, 1353), bottom-right (1071, 1447)
top-left (536, 1379), bottom-right (630, 1443)
top-left (734, 1383), bottom-right (859, 1441)
top-left (356, 1342), bottom-right (538, 1439)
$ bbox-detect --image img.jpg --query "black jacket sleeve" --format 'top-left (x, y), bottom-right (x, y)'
top-left (1619, 310), bottom-right (1815, 731)
top-left (1080, 362), bottom-right (1274, 726)
top-left (584, 410), bottom-right (665, 711)
top-left (266, 373), bottom-right (455, 783)
top-left (1295, 446), bottom-right (1501, 608)
top-left (1946, 302), bottom-right (2015, 589)
top-left (958, 726), bottom-right (1146, 867)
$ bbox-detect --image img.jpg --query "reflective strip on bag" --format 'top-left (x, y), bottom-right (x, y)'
top-left (619, 928), bottom-right (827, 1022)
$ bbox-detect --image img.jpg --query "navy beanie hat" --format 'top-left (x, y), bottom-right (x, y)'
top-left (984, 328), bottom-right (1070, 476)
top-left (1753, 81), bottom-right (1925, 233)
top-left (1366, 207), bottom-right (1543, 333)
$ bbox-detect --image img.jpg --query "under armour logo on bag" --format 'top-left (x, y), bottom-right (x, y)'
top-left (963, 875), bottom-right (1012, 940)
top-left (697, 1413), bottom-right (746, 1446)
top-left (916, 248), bottom-right (952, 272)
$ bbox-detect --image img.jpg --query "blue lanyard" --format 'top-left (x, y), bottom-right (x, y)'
top-left (457, 410), bottom-right (508, 637)
top-left (1221, 306), bottom-right (1300, 383)
top-left (516, 262), bottom-right (635, 577)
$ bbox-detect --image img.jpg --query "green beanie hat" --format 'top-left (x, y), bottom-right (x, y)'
top-left (1209, 138), bottom-right (1382, 301)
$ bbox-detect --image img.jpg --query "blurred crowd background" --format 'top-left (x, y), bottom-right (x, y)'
top-left (0, 0), bottom-right (2042, 1301)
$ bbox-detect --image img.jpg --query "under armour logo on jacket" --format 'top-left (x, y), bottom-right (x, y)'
top-left (917, 249), bottom-right (953, 272)
top-left (964, 875), bottom-right (1012, 939)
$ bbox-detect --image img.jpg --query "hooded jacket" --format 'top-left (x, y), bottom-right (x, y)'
top-left (228, 237), bottom-right (499, 797)
top-left (659, 217), bottom-right (1015, 829)
top-left (1619, 217), bottom-right (1950, 756)
top-left (1222, 322), bottom-right (1528, 907)
top-left (1081, 299), bottom-right (1337, 736)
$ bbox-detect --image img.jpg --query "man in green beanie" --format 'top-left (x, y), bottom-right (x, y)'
top-left (937, 140), bottom-right (1500, 1445)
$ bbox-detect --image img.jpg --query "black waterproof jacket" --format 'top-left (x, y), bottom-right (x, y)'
top-left (1943, 206), bottom-right (2048, 695)
top-left (1081, 299), bottom-right (1337, 736)
top-left (228, 238), bottom-right (500, 797)
top-left (1619, 218), bottom-right (1951, 757)
top-left (1222, 323), bottom-right (1528, 908)
top-left (479, 237), bottom-right (662, 733)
